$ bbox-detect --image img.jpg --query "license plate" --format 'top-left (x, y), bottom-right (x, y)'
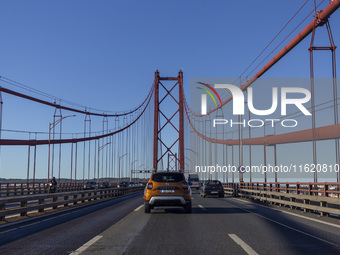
top-left (211, 191), bottom-right (218, 194)
top-left (160, 190), bottom-right (174, 193)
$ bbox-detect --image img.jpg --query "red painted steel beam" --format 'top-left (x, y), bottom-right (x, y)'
top-left (202, 0), bottom-right (340, 116)
top-left (194, 123), bottom-right (340, 146)
top-left (178, 71), bottom-right (185, 172)
top-left (153, 71), bottom-right (160, 171)
top-left (0, 86), bottom-right (154, 146)
top-left (0, 85), bottom-right (153, 117)
top-left (159, 77), bottom-right (179, 81)
top-left (263, 124), bottom-right (340, 145)
top-left (153, 71), bottom-right (184, 172)
top-left (184, 101), bottom-right (340, 146)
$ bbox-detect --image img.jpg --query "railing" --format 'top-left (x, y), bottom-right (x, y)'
top-left (223, 182), bottom-right (340, 217)
top-left (0, 186), bottom-right (144, 222)
top-left (0, 183), bottom-right (114, 197)
top-left (224, 182), bottom-right (340, 197)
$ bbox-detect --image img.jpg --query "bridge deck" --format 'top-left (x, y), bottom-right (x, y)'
top-left (0, 191), bottom-right (339, 255)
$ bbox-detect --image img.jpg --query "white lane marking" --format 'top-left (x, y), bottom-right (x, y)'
top-left (118, 214), bottom-right (149, 255)
top-left (70, 235), bottom-right (103, 255)
top-left (231, 203), bottom-right (337, 246)
top-left (228, 234), bottom-right (259, 255)
top-left (231, 198), bottom-right (340, 229)
top-left (198, 204), bottom-right (207, 211)
top-left (134, 204), bottom-right (144, 212)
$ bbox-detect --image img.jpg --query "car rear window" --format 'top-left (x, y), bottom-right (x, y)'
top-left (207, 183), bottom-right (221, 187)
top-left (152, 173), bottom-right (184, 182)
top-left (206, 181), bottom-right (221, 184)
top-left (206, 181), bottom-right (222, 186)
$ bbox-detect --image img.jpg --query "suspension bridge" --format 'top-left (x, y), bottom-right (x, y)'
top-left (0, 1), bottom-right (340, 254)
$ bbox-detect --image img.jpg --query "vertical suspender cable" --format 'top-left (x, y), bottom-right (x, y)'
top-left (27, 133), bottom-right (31, 184)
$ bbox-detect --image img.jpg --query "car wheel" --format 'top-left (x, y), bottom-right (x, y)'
top-left (219, 194), bottom-right (224, 198)
top-left (185, 201), bottom-right (192, 214)
top-left (144, 203), bottom-right (151, 213)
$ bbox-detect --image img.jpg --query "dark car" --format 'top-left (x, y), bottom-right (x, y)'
top-left (117, 181), bottom-right (129, 188)
top-left (100, 182), bottom-right (111, 188)
top-left (200, 180), bottom-right (224, 198)
top-left (84, 181), bottom-right (98, 190)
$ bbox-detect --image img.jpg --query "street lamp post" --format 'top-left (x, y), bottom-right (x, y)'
top-left (130, 159), bottom-right (138, 182)
top-left (185, 148), bottom-right (198, 174)
top-left (48, 115), bottom-right (76, 183)
top-left (118, 153), bottom-right (128, 184)
top-left (184, 156), bottom-right (193, 175)
top-left (98, 142), bottom-right (112, 184)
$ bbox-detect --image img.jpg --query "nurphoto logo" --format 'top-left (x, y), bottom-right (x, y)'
top-left (196, 82), bottom-right (312, 128)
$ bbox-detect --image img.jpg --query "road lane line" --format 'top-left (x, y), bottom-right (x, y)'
top-left (70, 235), bottom-right (103, 255)
top-left (228, 234), bottom-right (259, 255)
top-left (198, 204), bottom-right (207, 211)
top-left (134, 204), bottom-right (144, 211)
top-left (228, 201), bottom-right (337, 246)
top-left (232, 198), bottom-right (340, 229)
top-left (118, 213), bottom-right (149, 255)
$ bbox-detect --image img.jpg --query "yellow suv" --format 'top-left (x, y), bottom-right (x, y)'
top-left (144, 171), bottom-right (192, 213)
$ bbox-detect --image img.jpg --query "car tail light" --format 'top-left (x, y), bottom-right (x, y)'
top-left (182, 182), bottom-right (189, 190)
top-left (147, 182), bottom-right (153, 190)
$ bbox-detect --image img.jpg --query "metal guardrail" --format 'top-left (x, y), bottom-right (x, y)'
top-left (0, 186), bottom-right (144, 222)
top-left (223, 182), bottom-right (340, 217)
top-left (225, 182), bottom-right (340, 197)
top-left (0, 183), bottom-right (85, 196)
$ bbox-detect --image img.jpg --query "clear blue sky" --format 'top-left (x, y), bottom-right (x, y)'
top-left (0, 0), bottom-right (339, 180)
top-left (1, 0), bottom-right (338, 113)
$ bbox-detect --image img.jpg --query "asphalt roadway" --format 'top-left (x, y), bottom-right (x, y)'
top-left (0, 190), bottom-right (339, 255)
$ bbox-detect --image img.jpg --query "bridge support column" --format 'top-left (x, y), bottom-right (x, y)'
top-left (153, 71), bottom-right (159, 171)
top-left (153, 70), bottom-right (185, 172)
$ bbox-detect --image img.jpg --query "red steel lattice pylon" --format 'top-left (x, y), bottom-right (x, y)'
top-left (153, 70), bottom-right (184, 172)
